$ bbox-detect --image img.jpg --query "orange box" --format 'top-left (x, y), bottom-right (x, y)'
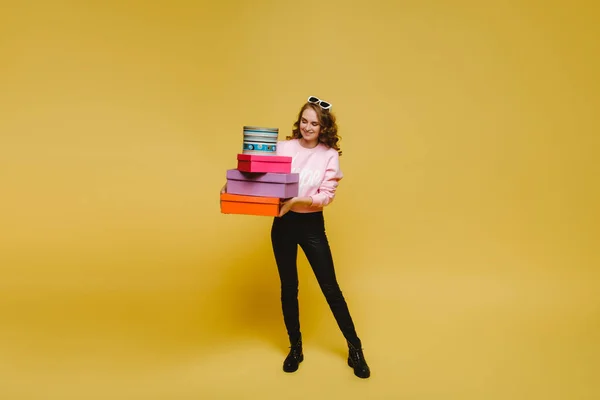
top-left (220, 193), bottom-right (281, 217)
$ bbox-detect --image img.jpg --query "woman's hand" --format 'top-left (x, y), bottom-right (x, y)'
top-left (220, 182), bottom-right (227, 194)
top-left (279, 197), bottom-right (295, 217)
top-left (279, 196), bottom-right (312, 217)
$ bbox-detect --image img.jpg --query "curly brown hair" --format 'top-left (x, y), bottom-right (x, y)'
top-left (285, 102), bottom-right (342, 156)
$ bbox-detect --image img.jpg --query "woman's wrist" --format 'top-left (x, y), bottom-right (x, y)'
top-left (292, 196), bottom-right (313, 207)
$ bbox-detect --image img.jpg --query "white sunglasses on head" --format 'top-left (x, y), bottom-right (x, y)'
top-left (308, 96), bottom-right (332, 110)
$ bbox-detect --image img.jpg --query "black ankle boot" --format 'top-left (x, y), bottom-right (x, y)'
top-left (347, 341), bottom-right (370, 378)
top-left (283, 337), bottom-right (303, 372)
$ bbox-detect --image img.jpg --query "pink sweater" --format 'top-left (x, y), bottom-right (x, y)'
top-left (276, 139), bottom-right (344, 213)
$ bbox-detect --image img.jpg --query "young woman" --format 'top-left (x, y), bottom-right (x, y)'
top-left (271, 96), bottom-right (370, 379)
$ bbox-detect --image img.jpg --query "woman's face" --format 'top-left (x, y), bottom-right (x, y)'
top-left (299, 108), bottom-right (321, 144)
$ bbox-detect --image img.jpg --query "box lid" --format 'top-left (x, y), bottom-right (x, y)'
top-left (243, 126), bottom-right (279, 133)
top-left (227, 169), bottom-right (299, 183)
top-left (237, 154), bottom-right (292, 163)
top-left (220, 193), bottom-right (280, 205)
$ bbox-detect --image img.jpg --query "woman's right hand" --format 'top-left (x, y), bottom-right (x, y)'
top-left (220, 182), bottom-right (227, 194)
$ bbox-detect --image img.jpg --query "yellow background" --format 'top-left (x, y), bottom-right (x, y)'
top-left (1, 1), bottom-right (598, 399)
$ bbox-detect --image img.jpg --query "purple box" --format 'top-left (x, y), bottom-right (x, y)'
top-left (226, 169), bottom-right (299, 198)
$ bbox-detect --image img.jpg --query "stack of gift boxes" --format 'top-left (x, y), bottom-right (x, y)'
top-left (220, 126), bottom-right (299, 216)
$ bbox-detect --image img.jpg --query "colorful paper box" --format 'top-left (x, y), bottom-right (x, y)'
top-left (237, 154), bottom-right (292, 174)
top-left (243, 126), bottom-right (278, 155)
top-left (226, 169), bottom-right (299, 198)
top-left (220, 193), bottom-right (281, 217)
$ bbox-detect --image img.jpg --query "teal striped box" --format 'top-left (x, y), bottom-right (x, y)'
top-left (243, 126), bottom-right (278, 155)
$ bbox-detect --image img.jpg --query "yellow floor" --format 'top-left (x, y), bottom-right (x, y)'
top-left (1, 264), bottom-right (597, 400)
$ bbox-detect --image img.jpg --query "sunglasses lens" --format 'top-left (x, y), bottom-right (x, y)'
top-left (320, 101), bottom-right (331, 109)
top-left (308, 96), bottom-right (319, 103)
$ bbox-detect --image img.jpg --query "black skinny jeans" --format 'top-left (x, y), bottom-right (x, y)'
top-left (271, 210), bottom-right (361, 348)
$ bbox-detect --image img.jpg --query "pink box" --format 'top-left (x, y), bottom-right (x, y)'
top-left (226, 169), bottom-right (299, 198)
top-left (237, 154), bottom-right (292, 174)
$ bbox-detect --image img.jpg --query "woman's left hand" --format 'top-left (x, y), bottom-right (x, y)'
top-left (279, 198), bottom-right (296, 217)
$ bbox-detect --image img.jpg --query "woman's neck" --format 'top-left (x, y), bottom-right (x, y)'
top-left (298, 138), bottom-right (319, 149)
